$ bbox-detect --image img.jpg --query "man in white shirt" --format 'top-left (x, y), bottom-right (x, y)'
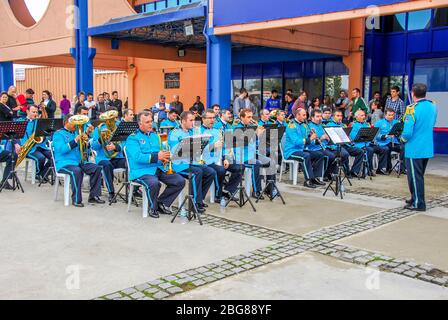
top-left (84, 93), bottom-right (96, 119)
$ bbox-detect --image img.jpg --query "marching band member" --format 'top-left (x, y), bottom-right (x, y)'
top-left (283, 108), bottom-right (323, 188)
top-left (302, 110), bottom-right (327, 185)
top-left (159, 110), bottom-right (180, 129)
top-left (0, 141), bottom-right (14, 190)
top-left (122, 109), bottom-right (135, 123)
top-left (401, 83), bottom-right (437, 211)
top-left (92, 109), bottom-right (126, 203)
top-left (322, 107), bottom-right (332, 125)
top-left (19, 105), bottom-right (52, 182)
top-left (374, 108), bottom-right (405, 173)
top-left (308, 109), bottom-right (338, 180)
top-left (126, 111), bottom-right (185, 218)
top-left (201, 109), bottom-right (242, 203)
top-left (53, 114), bottom-right (105, 207)
top-left (325, 110), bottom-right (352, 175)
top-left (169, 111), bottom-right (215, 213)
top-left (233, 108), bottom-right (276, 199)
top-left (276, 110), bottom-right (288, 127)
top-left (258, 109), bottom-right (274, 126)
top-left (213, 109), bottom-right (233, 131)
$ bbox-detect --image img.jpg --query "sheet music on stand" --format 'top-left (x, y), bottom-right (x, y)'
top-left (110, 121), bottom-right (139, 142)
top-left (34, 119), bottom-right (64, 137)
top-left (324, 127), bottom-right (352, 145)
top-left (354, 127), bottom-right (379, 144)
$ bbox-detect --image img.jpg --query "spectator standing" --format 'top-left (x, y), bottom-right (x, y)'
top-left (95, 94), bottom-right (107, 118)
top-left (59, 95), bottom-right (71, 117)
top-left (323, 94), bottom-right (335, 113)
top-left (284, 93), bottom-right (295, 117)
top-left (369, 101), bottom-right (383, 125)
top-left (74, 91), bottom-right (85, 115)
top-left (84, 93), bottom-right (96, 119)
top-left (152, 94), bottom-right (171, 123)
top-left (16, 88), bottom-right (35, 119)
top-left (233, 88), bottom-right (248, 117)
top-left (191, 96), bottom-right (205, 115)
top-left (291, 90), bottom-right (307, 116)
top-left (282, 89), bottom-right (293, 111)
top-left (264, 90), bottom-right (281, 112)
top-left (6, 86), bottom-right (20, 118)
top-left (385, 86), bottom-right (405, 121)
top-left (41, 90), bottom-right (57, 118)
top-left (111, 91), bottom-right (123, 118)
top-left (0, 92), bottom-right (14, 121)
top-left (369, 91), bottom-right (382, 111)
top-left (170, 95), bottom-right (184, 115)
top-left (335, 90), bottom-right (350, 121)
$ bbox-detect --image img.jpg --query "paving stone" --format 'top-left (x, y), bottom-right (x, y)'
top-left (105, 293), bottom-right (122, 300)
top-left (167, 286), bottom-right (184, 294)
top-left (214, 273), bottom-right (226, 279)
top-left (121, 287), bottom-right (137, 295)
top-left (417, 274), bottom-right (434, 282)
top-left (411, 268), bottom-right (427, 274)
top-left (135, 283), bottom-right (151, 291)
top-left (222, 270), bottom-right (236, 276)
top-left (196, 267), bottom-right (208, 273)
top-left (130, 292), bottom-right (146, 299)
top-left (192, 279), bottom-right (206, 286)
top-left (143, 287), bottom-right (159, 295)
top-left (138, 296), bottom-right (155, 300)
top-left (158, 282), bottom-right (174, 290)
top-left (203, 271), bottom-right (216, 277)
top-left (149, 279), bottom-right (164, 286)
top-left (391, 267), bottom-right (405, 274)
top-left (164, 275), bottom-right (178, 282)
top-left (118, 297), bottom-right (132, 300)
top-left (231, 267), bottom-right (245, 274)
top-left (153, 291), bottom-right (170, 300)
top-left (431, 278), bottom-right (447, 286)
top-left (403, 271), bottom-right (418, 278)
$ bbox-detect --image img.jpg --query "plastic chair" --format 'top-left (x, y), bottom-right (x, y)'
top-left (24, 158), bottom-right (37, 185)
top-left (278, 144), bottom-right (300, 186)
top-left (49, 142), bottom-right (71, 207)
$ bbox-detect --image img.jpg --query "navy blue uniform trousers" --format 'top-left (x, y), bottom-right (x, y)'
top-left (287, 151), bottom-right (317, 181)
top-left (134, 170), bottom-right (185, 210)
top-left (244, 154), bottom-right (276, 194)
top-left (99, 158), bottom-right (127, 194)
top-left (406, 158), bottom-right (429, 210)
top-left (208, 163), bottom-right (242, 199)
top-left (0, 150), bottom-right (13, 183)
top-left (28, 147), bottom-right (52, 177)
top-left (179, 165), bottom-right (215, 205)
top-left (59, 163), bottom-right (103, 204)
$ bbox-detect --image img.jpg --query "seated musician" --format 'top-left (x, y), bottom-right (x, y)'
top-left (233, 108), bottom-right (276, 199)
top-left (201, 109), bottom-right (242, 203)
top-left (0, 141), bottom-right (14, 190)
top-left (349, 110), bottom-right (388, 176)
top-left (309, 109), bottom-right (343, 181)
top-left (283, 108), bottom-right (324, 188)
top-left (77, 106), bottom-right (93, 136)
top-left (276, 110), bottom-right (288, 128)
top-left (212, 104), bottom-right (221, 120)
top-left (374, 108), bottom-right (406, 173)
top-left (258, 109), bottom-right (275, 126)
top-left (169, 111), bottom-right (215, 213)
top-left (53, 114), bottom-right (105, 207)
top-left (126, 111), bottom-right (185, 218)
top-left (19, 105), bottom-right (52, 182)
top-left (322, 107), bottom-right (332, 125)
top-left (325, 110), bottom-right (352, 176)
top-left (160, 110), bottom-right (180, 129)
top-left (92, 109), bottom-right (127, 203)
top-left (213, 109), bottom-right (233, 131)
top-left (122, 109), bottom-right (135, 123)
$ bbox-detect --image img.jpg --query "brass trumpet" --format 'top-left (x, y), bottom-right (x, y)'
top-left (159, 132), bottom-right (175, 174)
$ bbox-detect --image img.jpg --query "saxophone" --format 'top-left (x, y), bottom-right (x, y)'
top-left (15, 132), bottom-right (44, 169)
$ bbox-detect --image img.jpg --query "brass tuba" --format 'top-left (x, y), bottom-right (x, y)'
top-left (99, 110), bottom-right (119, 159)
top-left (69, 115), bottom-right (90, 164)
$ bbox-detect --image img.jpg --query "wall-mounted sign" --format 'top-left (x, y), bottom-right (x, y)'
top-left (164, 72), bottom-right (180, 89)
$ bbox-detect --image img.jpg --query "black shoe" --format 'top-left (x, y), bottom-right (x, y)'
top-left (88, 197), bottom-right (106, 204)
top-left (376, 169), bottom-right (388, 175)
top-left (350, 171), bottom-right (361, 178)
top-left (157, 203), bottom-right (172, 215)
top-left (224, 194), bottom-right (239, 202)
top-left (312, 179), bottom-right (326, 186)
top-left (73, 202), bottom-right (84, 208)
top-left (369, 170), bottom-right (376, 177)
top-left (252, 192), bottom-right (264, 200)
top-left (193, 205), bottom-right (206, 214)
top-left (148, 210), bottom-right (160, 219)
top-left (405, 199), bottom-right (413, 205)
top-left (133, 189), bottom-right (143, 198)
top-left (108, 193), bottom-right (117, 204)
top-left (201, 202), bottom-right (209, 208)
top-left (304, 180), bottom-right (317, 189)
top-left (404, 204), bottom-right (426, 212)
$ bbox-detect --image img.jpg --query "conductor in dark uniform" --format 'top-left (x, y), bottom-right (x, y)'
top-left (401, 83), bottom-right (438, 212)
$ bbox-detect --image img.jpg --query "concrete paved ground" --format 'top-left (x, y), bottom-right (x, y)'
top-left (214, 192), bottom-right (379, 235)
top-left (338, 207), bottom-right (448, 271)
top-left (0, 184), bottom-right (271, 300)
top-left (171, 252), bottom-right (448, 300)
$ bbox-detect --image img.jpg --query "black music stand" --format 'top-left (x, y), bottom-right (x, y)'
top-left (35, 119), bottom-right (64, 186)
top-left (108, 121), bottom-right (139, 205)
top-left (323, 127), bottom-right (352, 199)
top-left (353, 127), bottom-right (379, 180)
top-left (171, 135), bottom-right (211, 225)
top-left (388, 122), bottom-right (404, 177)
top-left (225, 127), bottom-right (257, 212)
top-left (0, 121), bottom-right (28, 193)
top-left (257, 124), bottom-right (286, 204)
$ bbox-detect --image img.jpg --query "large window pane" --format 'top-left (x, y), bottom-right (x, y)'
top-left (364, 76), bottom-right (371, 100)
top-left (408, 10), bottom-right (431, 31)
top-left (372, 77), bottom-right (381, 97)
top-left (389, 76), bottom-right (403, 94)
top-left (382, 77), bottom-right (390, 97)
top-left (244, 79), bottom-right (262, 116)
top-left (325, 75), bottom-right (349, 100)
top-left (262, 78), bottom-right (282, 107)
top-left (434, 8), bottom-right (448, 27)
top-left (304, 78), bottom-right (323, 100)
top-left (232, 80), bottom-right (242, 101)
top-left (285, 78), bottom-right (303, 98)
top-left (384, 13), bottom-right (406, 32)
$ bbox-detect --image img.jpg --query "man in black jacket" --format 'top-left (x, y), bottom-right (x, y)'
top-left (111, 91), bottom-right (123, 118)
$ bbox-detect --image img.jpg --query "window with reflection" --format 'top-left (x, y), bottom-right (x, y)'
top-left (231, 80), bottom-right (242, 101)
top-left (408, 10), bottom-right (431, 31)
top-left (364, 76), bottom-right (371, 100)
top-left (434, 8), bottom-right (448, 27)
top-left (285, 79), bottom-right (303, 99)
top-left (304, 78), bottom-right (323, 100)
top-left (384, 13), bottom-right (406, 32)
top-left (372, 77), bottom-right (381, 97)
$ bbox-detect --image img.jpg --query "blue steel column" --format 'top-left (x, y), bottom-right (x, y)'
top-left (71, 0), bottom-right (96, 94)
top-left (206, 31), bottom-right (232, 109)
top-left (0, 62), bottom-right (14, 92)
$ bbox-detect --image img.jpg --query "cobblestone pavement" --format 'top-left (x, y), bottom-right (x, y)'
top-left (96, 192), bottom-right (448, 300)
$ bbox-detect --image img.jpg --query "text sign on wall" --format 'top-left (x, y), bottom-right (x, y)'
top-left (164, 72), bottom-right (180, 89)
top-left (213, 0), bottom-right (410, 27)
top-left (15, 68), bottom-right (25, 81)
